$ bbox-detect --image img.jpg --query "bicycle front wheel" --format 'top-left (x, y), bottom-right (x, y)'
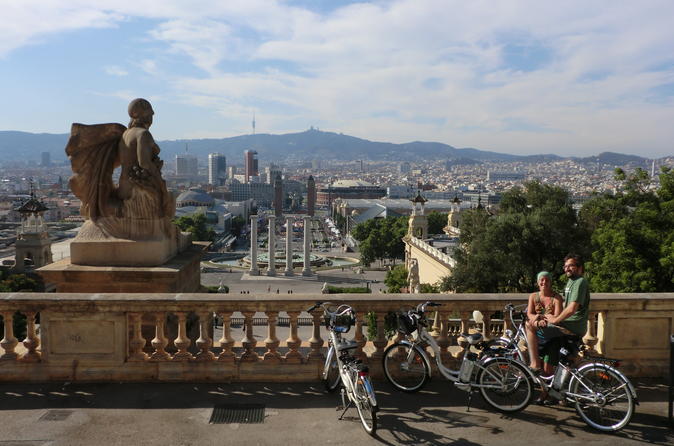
top-left (569, 365), bottom-right (635, 432)
top-left (323, 347), bottom-right (341, 392)
top-left (354, 377), bottom-right (377, 436)
top-left (382, 343), bottom-right (429, 392)
top-left (477, 358), bottom-right (533, 413)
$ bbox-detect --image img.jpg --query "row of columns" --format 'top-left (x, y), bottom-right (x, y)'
top-left (249, 215), bottom-right (313, 277)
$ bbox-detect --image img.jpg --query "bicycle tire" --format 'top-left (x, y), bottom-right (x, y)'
top-left (569, 364), bottom-right (635, 432)
top-left (477, 357), bottom-right (533, 413)
top-left (354, 377), bottom-right (377, 436)
top-left (323, 347), bottom-right (341, 392)
top-left (382, 343), bottom-right (430, 392)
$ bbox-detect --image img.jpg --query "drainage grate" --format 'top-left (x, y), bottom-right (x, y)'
top-left (39, 409), bottom-right (73, 421)
top-left (209, 404), bottom-right (265, 424)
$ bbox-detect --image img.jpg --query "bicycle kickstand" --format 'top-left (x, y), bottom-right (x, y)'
top-left (337, 388), bottom-right (352, 419)
top-left (466, 389), bottom-right (474, 412)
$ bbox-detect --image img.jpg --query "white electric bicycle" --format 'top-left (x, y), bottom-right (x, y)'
top-left (308, 302), bottom-right (378, 436)
top-left (383, 301), bottom-right (535, 413)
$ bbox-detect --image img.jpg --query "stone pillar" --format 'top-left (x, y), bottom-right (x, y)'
top-left (267, 216), bottom-right (276, 276)
top-left (249, 215), bottom-right (259, 276)
top-left (284, 217), bottom-right (294, 276)
top-left (302, 216), bottom-right (313, 277)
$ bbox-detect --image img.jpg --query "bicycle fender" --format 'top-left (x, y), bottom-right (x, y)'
top-left (397, 339), bottom-right (433, 379)
top-left (576, 362), bottom-right (639, 403)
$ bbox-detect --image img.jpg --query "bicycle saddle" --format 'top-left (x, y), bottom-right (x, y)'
top-left (461, 332), bottom-right (483, 345)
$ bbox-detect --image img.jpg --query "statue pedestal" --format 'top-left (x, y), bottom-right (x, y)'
top-left (37, 245), bottom-right (204, 293)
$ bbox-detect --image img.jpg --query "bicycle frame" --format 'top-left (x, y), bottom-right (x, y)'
top-left (401, 319), bottom-right (527, 391)
top-left (498, 304), bottom-right (637, 401)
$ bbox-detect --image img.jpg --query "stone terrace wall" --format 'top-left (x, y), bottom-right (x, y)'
top-left (0, 293), bottom-right (672, 381)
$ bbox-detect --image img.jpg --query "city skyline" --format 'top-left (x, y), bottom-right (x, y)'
top-left (1, 1), bottom-right (673, 158)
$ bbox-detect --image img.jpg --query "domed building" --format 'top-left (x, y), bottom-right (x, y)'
top-left (176, 188), bottom-right (215, 208)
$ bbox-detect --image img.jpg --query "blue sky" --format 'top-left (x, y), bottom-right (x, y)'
top-left (1, 0), bottom-right (673, 157)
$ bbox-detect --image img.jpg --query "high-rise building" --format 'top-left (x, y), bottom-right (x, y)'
top-left (175, 154), bottom-right (198, 177)
top-left (273, 173), bottom-right (283, 218)
top-left (41, 152), bottom-right (51, 167)
top-left (244, 150), bottom-right (258, 183)
top-left (307, 175), bottom-right (316, 217)
top-left (264, 164), bottom-right (282, 184)
top-left (227, 166), bottom-right (236, 179)
top-left (208, 153), bottom-right (227, 185)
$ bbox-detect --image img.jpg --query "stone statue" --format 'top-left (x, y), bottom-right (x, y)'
top-left (66, 99), bottom-right (189, 266)
top-left (407, 259), bottom-right (420, 294)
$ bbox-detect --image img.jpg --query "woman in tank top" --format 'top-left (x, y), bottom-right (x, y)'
top-left (526, 271), bottom-right (563, 373)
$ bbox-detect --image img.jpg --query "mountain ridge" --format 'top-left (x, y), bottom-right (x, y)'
top-left (0, 128), bottom-right (656, 165)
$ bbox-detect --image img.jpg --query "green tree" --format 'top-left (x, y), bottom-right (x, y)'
top-left (446, 181), bottom-right (588, 292)
top-left (385, 265), bottom-right (408, 293)
top-left (584, 167), bottom-right (674, 292)
top-left (427, 211), bottom-right (448, 235)
top-left (174, 214), bottom-right (216, 242)
top-left (352, 216), bottom-right (408, 265)
top-left (230, 216), bottom-right (246, 236)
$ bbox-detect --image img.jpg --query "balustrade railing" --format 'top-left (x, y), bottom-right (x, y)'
top-left (0, 293), bottom-right (673, 381)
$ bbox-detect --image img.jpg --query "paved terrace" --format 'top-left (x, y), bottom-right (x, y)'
top-left (0, 379), bottom-right (671, 446)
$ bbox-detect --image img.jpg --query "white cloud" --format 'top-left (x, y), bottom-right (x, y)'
top-left (104, 65), bottom-right (128, 76)
top-left (2, 0), bottom-right (674, 156)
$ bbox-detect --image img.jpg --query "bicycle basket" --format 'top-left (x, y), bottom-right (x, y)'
top-left (397, 313), bottom-right (418, 335)
top-left (326, 313), bottom-right (356, 333)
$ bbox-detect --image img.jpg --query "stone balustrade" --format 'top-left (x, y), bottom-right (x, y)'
top-left (0, 292), bottom-right (672, 381)
top-left (408, 236), bottom-right (456, 268)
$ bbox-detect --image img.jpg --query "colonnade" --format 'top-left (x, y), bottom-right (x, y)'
top-left (249, 214), bottom-right (313, 277)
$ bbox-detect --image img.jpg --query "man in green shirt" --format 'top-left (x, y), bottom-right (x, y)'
top-left (544, 253), bottom-right (590, 335)
top-left (527, 253), bottom-right (591, 372)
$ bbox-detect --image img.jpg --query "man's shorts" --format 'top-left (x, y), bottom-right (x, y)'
top-left (536, 324), bottom-right (574, 365)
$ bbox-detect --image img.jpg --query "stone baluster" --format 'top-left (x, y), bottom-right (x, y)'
top-left (267, 216), bottom-right (276, 276)
top-left (456, 311), bottom-right (471, 361)
top-left (217, 311), bottom-right (236, 363)
top-left (583, 311), bottom-right (599, 356)
top-left (307, 309), bottom-right (324, 361)
top-left (0, 311), bottom-right (18, 361)
top-left (20, 311), bottom-right (41, 363)
top-left (353, 312), bottom-right (367, 362)
top-left (429, 311), bottom-right (441, 337)
top-left (482, 312), bottom-right (492, 341)
top-left (150, 312), bottom-right (171, 361)
top-left (172, 312), bottom-right (193, 361)
top-left (263, 311), bottom-right (282, 362)
top-left (195, 311), bottom-right (215, 361)
top-left (240, 311), bottom-right (259, 362)
top-left (284, 311), bottom-right (303, 363)
top-left (127, 312), bottom-right (148, 361)
top-left (437, 311), bottom-right (451, 363)
top-left (284, 217), bottom-right (294, 276)
top-left (370, 311), bottom-right (387, 362)
top-left (249, 216), bottom-right (260, 276)
top-left (596, 311), bottom-right (607, 355)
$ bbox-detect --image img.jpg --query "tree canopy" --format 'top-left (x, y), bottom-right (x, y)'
top-left (174, 214), bottom-right (216, 242)
top-left (352, 216), bottom-right (407, 266)
top-left (444, 181), bottom-right (588, 292)
top-left (583, 167), bottom-right (674, 292)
